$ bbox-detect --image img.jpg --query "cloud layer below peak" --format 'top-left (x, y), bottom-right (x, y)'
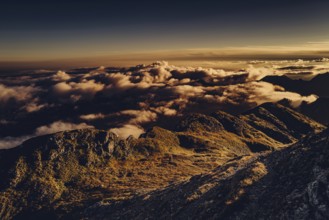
top-left (1, 59), bottom-right (327, 148)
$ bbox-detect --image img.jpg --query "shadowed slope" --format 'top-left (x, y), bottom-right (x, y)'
top-left (84, 129), bottom-right (329, 220)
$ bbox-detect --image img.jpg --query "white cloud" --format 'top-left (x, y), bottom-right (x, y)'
top-left (117, 110), bottom-right (157, 124)
top-left (105, 73), bottom-right (135, 93)
top-left (150, 106), bottom-right (177, 116)
top-left (171, 85), bottom-right (205, 97)
top-left (213, 81), bottom-right (318, 107)
top-left (108, 110), bottom-right (158, 138)
top-left (245, 65), bottom-right (278, 80)
top-left (110, 124), bottom-right (144, 139)
top-left (0, 135), bottom-right (33, 149)
top-left (0, 121), bottom-right (94, 149)
top-left (52, 80), bottom-right (104, 102)
top-left (80, 113), bottom-right (106, 120)
top-left (0, 84), bottom-right (38, 104)
top-left (35, 121), bottom-right (94, 136)
top-left (52, 71), bottom-right (71, 81)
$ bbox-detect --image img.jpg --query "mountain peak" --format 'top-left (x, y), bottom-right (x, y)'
top-left (177, 113), bottom-right (224, 132)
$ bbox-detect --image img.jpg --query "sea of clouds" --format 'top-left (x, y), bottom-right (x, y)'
top-left (0, 59), bottom-right (328, 149)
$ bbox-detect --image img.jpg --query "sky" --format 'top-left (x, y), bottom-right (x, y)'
top-left (1, 0), bottom-right (329, 67)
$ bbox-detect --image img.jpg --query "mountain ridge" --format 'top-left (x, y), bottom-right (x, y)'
top-left (84, 128), bottom-right (329, 219)
top-left (0, 103), bottom-right (326, 219)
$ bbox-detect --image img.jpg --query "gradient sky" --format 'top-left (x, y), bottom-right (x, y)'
top-left (1, 0), bottom-right (329, 64)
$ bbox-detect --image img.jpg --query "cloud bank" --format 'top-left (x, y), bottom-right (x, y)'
top-left (0, 121), bottom-right (94, 149)
top-left (0, 60), bottom-right (326, 148)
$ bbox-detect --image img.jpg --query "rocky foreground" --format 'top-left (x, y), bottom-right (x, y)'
top-left (85, 128), bottom-right (329, 220)
top-left (0, 103), bottom-right (327, 219)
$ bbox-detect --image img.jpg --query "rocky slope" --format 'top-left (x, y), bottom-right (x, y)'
top-left (0, 104), bottom-right (326, 219)
top-left (85, 128), bottom-right (329, 220)
top-left (240, 103), bottom-right (324, 142)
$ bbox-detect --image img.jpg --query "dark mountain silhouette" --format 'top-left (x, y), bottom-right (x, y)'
top-left (299, 97), bottom-right (329, 125)
top-left (262, 72), bottom-right (329, 97)
top-left (261, 72), bottom-right (329, 125)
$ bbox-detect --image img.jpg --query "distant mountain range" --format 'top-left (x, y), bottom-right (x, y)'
top-left (262, 72), bottom-right (329, 125)
top-left (0, 103), bottom-right (327, 219)
top-left (262, 72), bottom-right (329, 97)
